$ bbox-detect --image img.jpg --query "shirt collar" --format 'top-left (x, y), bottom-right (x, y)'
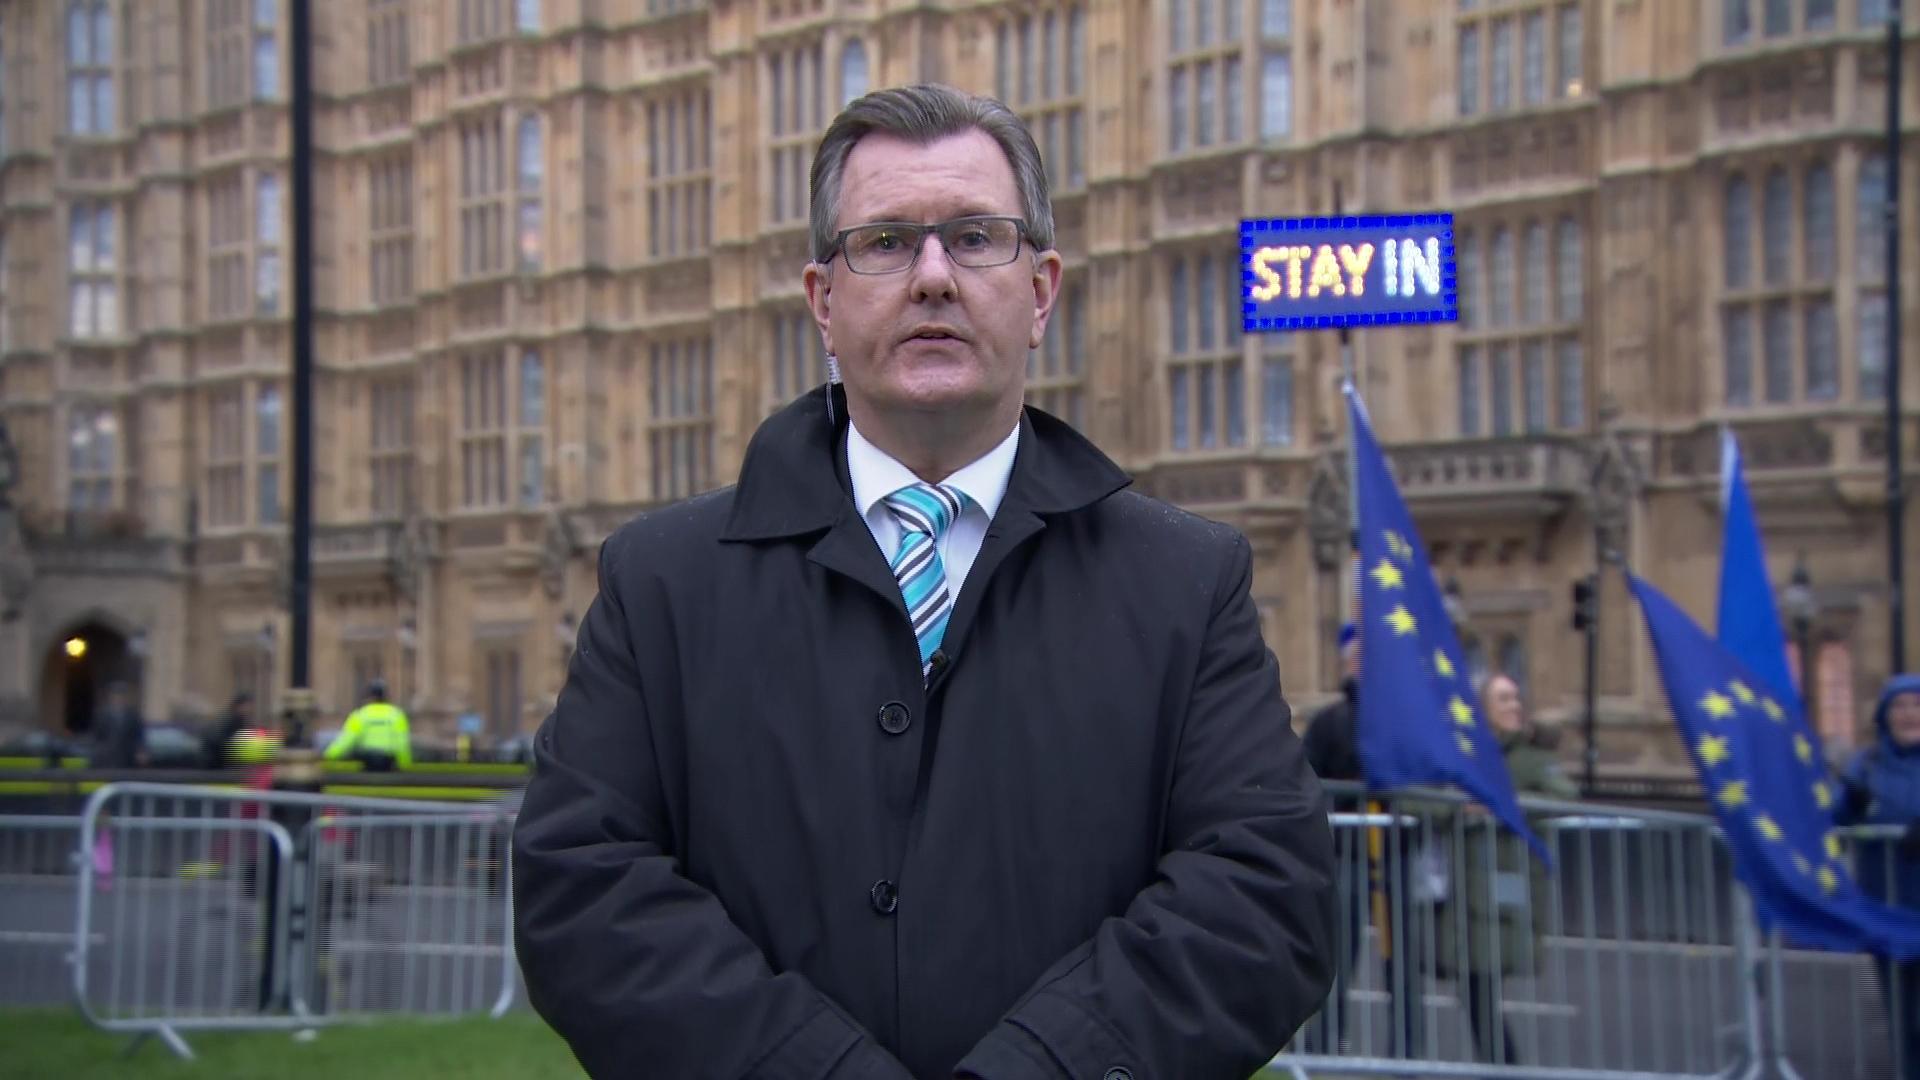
top-left (848, 418), bottom-right (1021, 524)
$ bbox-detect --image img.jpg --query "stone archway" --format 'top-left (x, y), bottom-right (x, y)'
top-left (38, 619), bottom-right (137, 736)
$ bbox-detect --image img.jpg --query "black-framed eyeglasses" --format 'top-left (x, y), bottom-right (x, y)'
top-left (826, 215), bottom-right (1030, 275)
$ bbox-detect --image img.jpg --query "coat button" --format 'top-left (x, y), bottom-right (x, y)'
top-left (928, 650), bottom-right (950, 675)
top-left (876, 701), bottom-right (911, 735)
top-left (869, 879), bottom-right (898, 915)
top-left (1102, 1069), bottom-right (1133, 1080)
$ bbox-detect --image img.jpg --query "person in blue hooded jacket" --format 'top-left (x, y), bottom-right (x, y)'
top-left (1838, 673), bottom-right (1920, 1079)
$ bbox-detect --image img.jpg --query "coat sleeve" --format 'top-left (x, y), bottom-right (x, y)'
top-left (322, 710), bottom-right (360, 760)
top-left (512, 537), bottom-right (915, 1080)
top-left (953, 533), bottom-right (1338, 1080)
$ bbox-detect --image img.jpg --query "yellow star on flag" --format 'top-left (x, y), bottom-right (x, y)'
top-left (1370, 559), bottom-right (1405, 590)
top-left (1697, 734), bottom-right (1731, 767)
top-left (1717, 781), bottom-right (1749, 809)
top-left (1434, 650), bottom-right (1456, 678)
top-left (1456, 732), bottom-right (1475, 756)
top-left (1761, 698), bottom-right (1785, 723)
top-left (1754, 815), bottom-right (1783, 842)
top-left (1818, 867), bottom-right (1839, 894)
top-left (1795, 735), bottom-right (1814, 764)
top-left (1449, 696), bottom-right (1476, 727)
top-left (1385, 605), bottom-right (1417, 636)
top-left (1813, 782), bottom-right (1833, 810)
top-left (1826, 833), bottom-right (1844, 861)
top-left (1793, 852), bottom-right (1813, 875)
top-left (1700, 691), bottom-right (1736, 720)
top-left (1383, 531), bottom-right (1408, 561)
top-left (1730, 680), bottom-right (1756, 705)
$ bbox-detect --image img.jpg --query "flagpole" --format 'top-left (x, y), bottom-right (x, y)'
top-left (1884, 0), bottom-right (1907, 675)
top-left (1336, 183), bottom-right (1359, 618)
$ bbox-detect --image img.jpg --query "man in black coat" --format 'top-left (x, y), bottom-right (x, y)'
top-left (512, 83), bottom-right (1336, 1080)
top-left (1302, 624), bottom-right (1427, 1061)
top-left (90, 681), bottom-right (147, 770)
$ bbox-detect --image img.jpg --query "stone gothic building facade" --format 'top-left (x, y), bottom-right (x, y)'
top-left (0, 0), bottom-right (1914, 782)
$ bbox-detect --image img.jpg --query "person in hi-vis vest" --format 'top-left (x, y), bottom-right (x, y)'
top-left (324, 679), bottom-right (413, 772)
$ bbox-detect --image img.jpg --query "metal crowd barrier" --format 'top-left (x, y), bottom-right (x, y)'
top-left (0, 814), bottom-right (88, 1007)
top-left (1760, 822), bottom-right (1914, 1080)
top-left (1270, 785), bottom-right (1774, 1080)
top-left (13, 779), bottom-right (1920, 1075)
top-left (66, 782), bottom-right (516, 1060)
top-left (295, 811), bottom-right (517, 1021)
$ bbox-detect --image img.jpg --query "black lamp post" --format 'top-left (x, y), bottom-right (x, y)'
top-left (1783, 554), bottom-right (1816, 719)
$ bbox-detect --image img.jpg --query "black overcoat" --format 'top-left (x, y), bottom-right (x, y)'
top-left (512, 385), bottom-right (1336, 1080)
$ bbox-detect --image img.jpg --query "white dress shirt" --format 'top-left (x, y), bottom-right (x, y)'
top-left (847, 418), bottom-right (1020, 602)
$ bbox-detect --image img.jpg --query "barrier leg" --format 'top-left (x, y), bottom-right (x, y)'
top-left (122, 1026), bottom-right (194, 1061)
top-left (1759, 935), bottom-right (1806, 1080)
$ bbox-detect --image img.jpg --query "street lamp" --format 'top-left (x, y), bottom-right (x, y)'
top-left (1783, 553), bottom-right (1816, 718)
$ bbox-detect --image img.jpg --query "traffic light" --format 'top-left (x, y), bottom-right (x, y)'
top-left (1571, 575), bottom-right (1597, 632)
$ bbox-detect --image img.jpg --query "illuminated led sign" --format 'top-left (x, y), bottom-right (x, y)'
top-left (1240, 214), bottom-right (1458, 332)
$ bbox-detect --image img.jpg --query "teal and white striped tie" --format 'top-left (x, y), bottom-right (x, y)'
top-left (882, 482), bottom-right (967, 677)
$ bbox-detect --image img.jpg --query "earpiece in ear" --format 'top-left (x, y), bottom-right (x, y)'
top-left (824, 354), bottom-right (842, 424)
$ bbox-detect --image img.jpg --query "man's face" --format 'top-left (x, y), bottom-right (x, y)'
top-left (804, 129), bottom-right (1062, 426)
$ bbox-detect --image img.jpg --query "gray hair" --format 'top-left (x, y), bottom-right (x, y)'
top-left (808, 83), bottom-right (1055, 265)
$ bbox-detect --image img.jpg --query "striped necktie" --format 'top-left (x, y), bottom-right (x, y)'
top-left (882, 482), bottom-right (967, 676)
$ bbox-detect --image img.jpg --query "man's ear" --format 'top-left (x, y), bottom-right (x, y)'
top-left (1027, 250), bottom-right (1065, 350)
top-left (803, 261), bottom-right (833, 354)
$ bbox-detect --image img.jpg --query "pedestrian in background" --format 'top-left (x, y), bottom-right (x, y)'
top-left (1303, 622), bottom-right (1430, 1060)
top-left (1431, 671), bottom-right (1576, 1067)
top-left (323, 679), bottom-right (412, 772)
top-left (88, 681), bottom-right (147, 891)
top-left (1838, 673), bottom-right (1920, 1080)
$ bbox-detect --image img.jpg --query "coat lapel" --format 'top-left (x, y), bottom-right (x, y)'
top-left (807, 506), bottom-right (908, 618)
top-left (936, 409), bottom-right (1131, 670)
top-left (721, 385), bottom-right (1134, 652)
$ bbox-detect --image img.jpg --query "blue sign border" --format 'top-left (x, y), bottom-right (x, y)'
top-left (1239, 214), bottom-right (1459, 332)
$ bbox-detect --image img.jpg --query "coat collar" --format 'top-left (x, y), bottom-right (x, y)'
top-left (720, 383), bottom-right (1132, 543)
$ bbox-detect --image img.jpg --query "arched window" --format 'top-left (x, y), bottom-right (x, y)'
top-left (516, 114), bottom-right (543, 271)
top-left (840, 39), bottom-right (869, 108)
top-left (1724, 173), bottom-right (1753, 287)
top-left (1497, 634), bottom-right (1528, 702)
top-left (1815, 639), bottom-right (1857, 752)
top-left (1761, 167), bottom-right (1791, 285)
top-left (1462, 635), bottom-right (1488, 684)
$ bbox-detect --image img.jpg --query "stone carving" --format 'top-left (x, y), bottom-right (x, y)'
top-left (1306, 452), bottom-right (1350, 572)
top-left (539, 510), bottom-right (578, 601)
top-left (388, 514), bottom-right (430, 604)
top-left (1588, 428), bottom-right (1644, 559)
top-left (0, 506), bottom-right (31, 622)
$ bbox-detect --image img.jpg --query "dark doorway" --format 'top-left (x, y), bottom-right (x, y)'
top-left (40, 624), bottom-right (133, 736)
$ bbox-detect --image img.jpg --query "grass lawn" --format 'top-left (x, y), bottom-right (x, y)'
top-left (0, 1009), bottom-right (586, 1080)
top-left (0, 1008), bottom-right (1329, 1079)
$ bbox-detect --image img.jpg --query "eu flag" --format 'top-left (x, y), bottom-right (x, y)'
top-left (1629, 572), bottom-right (1920, 959)
top-left (1716, 429), bottom-right (1800, 709)
top-left (1345, 386), bottom-right (1547, 862)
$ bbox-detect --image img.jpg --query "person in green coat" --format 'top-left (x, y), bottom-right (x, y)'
top-left (1432, 671), bottom-right (1578, 1066)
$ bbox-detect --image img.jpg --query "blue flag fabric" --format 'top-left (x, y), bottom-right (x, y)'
top-left (1629, 572), bottom-right (1920, 960)
top-left (1345, 387), bottom-right (1548, 862)
top-left (1716, 430), bottom-right (1799, 706)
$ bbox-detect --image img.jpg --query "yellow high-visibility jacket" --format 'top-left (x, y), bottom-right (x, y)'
top-left (324, 701), bottom-right (414, 769)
